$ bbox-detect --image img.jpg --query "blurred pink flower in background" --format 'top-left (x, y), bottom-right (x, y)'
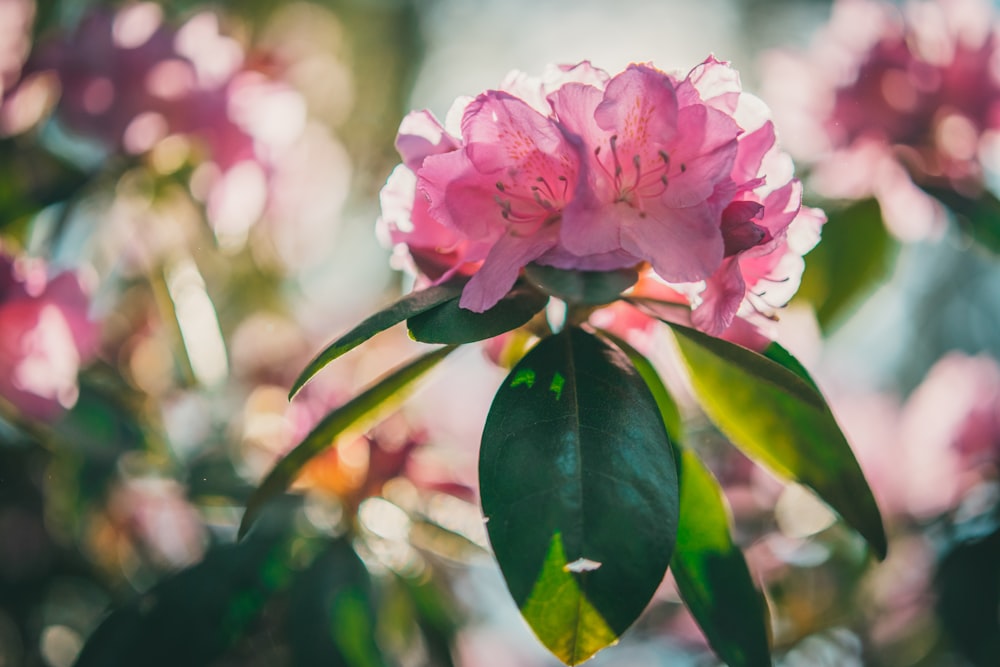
top-left (383, 57), bottom-right (822, 339)
top-left (30, 3), bottom-right (311, 240)
top-left (0, 0), bottom-right (34, 98)
top-left (98, 476), bottom-right (207, 571)
top-left (763, 0), bottom-right (1000, 240)
top-left (837, 352), bottom-right (1000, 521)
top-left (0, 250), bottom-right (98, 421)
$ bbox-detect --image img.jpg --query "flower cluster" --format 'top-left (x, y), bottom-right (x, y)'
top-left (0, 250), bottom-right (97, 420)
top-left (381, 58), bottom-right (822, 337)
top-left (763, 0), bottom-right (1000, 240)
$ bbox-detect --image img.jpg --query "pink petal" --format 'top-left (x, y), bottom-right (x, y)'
top-left (459, 227), bottom-right (559, 312)
top-left (663, 105), bottom-right (740, 207)
top-left (692, 257), bottom-right (746, 334)
top-left (619, 201), bottom-right (725, 283)
top-left (731, 120), bottom-right (776, 184)
top-left (462, 91), bottom-right (571, 174)
top-left (677, 55), bottom-right (742, 114)
top-left (419, 150), bottom-right (502, 241)
top-left (395, 110), bottom-right (459, 171)
top-left (594, 64), bottom-right (679, 155)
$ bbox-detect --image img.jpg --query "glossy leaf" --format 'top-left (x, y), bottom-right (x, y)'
top-left (672, 446), bottom-right (772, 667)
top-left (668, 323), bottom-right (887, 560)
top-left (480, 327), bottom-right (678, 665)
top-left (241, 346), bottom-right (456, 539)
top-left (923, 184), bottom-right (1000, 254)
top-left (407, 282), bottom-right (548, 344)
top-left (524, 264), bottom-right (639, 305)
top-left (289, 285), bottom-right (461, 398)
top-left (796, 198), bottom-right (896, 329)
top-left (597, 329), bottom-right (682, 443)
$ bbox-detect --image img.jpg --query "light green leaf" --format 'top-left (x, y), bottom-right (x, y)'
top-left (480, 327), bottom-right (678, 665)
top-left (242, 346), bottom-right (456, 539)
top-left (672, 447), bottom-right (772, 667)
top-left (289, 285), bottom-right (461, 399)
top-left (668, 323), bottom-right (887, 560)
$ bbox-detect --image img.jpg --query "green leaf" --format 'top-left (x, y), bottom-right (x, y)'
top-left (524, 264), bottom-right (639, 305)
top-left (796, 197), bottom-right (897, 329)
top-left (667, 323), bottom-right (887, 560)
top-left (75, 527), bottom-right (303, 667)
top-left (596, 329), bottom-right (683, 444)
top-left (288, 539), bottom-right (385, 667)
top-left (289, 285), bottom-right (461, 399)
top-left (407, 282), bottom-right (548, 344)
top-left (241, 346), bottom-right (456, 539)
top-left (480, 327), bottom-right (678, 665)
top-left (922, 184), bottom-right (1000, 254)
top-left (672, 447), bottom-right (771, 667)
top-left (608, 335), bottom-right (771, 666)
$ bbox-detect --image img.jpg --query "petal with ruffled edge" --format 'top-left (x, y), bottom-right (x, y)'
top-left (691, 256), bottom-right (746, 334)
top-left (395, 110), bottom-right (460, 172)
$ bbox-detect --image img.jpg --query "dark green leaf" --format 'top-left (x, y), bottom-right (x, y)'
top-left (672, 446), bottom-right (771, 667)
top-left (289, 285), bottom-right (461, 399)
top-left (288, 539), bottom-right (385, 667)
top-left (923, 184), bottom-right (1000, 254)
top-left (935, 520), bottom-right (1000, 667)
top-left (407, 282), bottom-right (548, 344)
top-left (761, 342), bottom-right (822, 395)
top-left (0, 139), bottom-right (90, 232)
top-left (597, 329), bottom-right (683, 443)
top-left (241, 346), bottom-right (456, 539)
top-left (667, 323), bottom-right (887, 560)
top-left (524, 264), bottom-right (638, 305)
top-left (74, 529), bottom-right (301, 667)
top-left (796, 198), bottom-right (897, 329)
top-left (480, 327), bottom-right (678, 665)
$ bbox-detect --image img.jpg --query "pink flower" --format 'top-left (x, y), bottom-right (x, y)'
top-left (835, 352), bottom-right (1000, 520)
top-left (29, 4), bottom-right (309, 238)
top-left (383, 58), bottom-right (819, 338)
top-left (0, 251), bottom-right (99, 420)
top-left (762, 0), bottom-right (1000, 240)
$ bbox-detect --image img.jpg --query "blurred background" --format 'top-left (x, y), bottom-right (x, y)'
top-left (1, 0), bottom-right (999, 665)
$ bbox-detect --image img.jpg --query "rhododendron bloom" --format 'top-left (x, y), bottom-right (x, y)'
top-left (763, 0), bottom-right (1000, 240)
top-left (0, 251), bottom-right (98, 420)
top-left (383, 58), bottom-right (822, 337)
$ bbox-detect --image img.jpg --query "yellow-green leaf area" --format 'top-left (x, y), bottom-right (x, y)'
top-left (521, 533), bottom-right (618, 665)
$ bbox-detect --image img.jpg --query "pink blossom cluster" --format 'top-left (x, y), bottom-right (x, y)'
top-left (839, 352), bottom-right (1000, 520)
top-left (0, 249), bottom-right (98, 420)
top-left (25, 3), bottom-right (307, 237)
top-left (381, 58), bottom-right (823, 337)
top-left (763, 0), bottom-right (1000, 240)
